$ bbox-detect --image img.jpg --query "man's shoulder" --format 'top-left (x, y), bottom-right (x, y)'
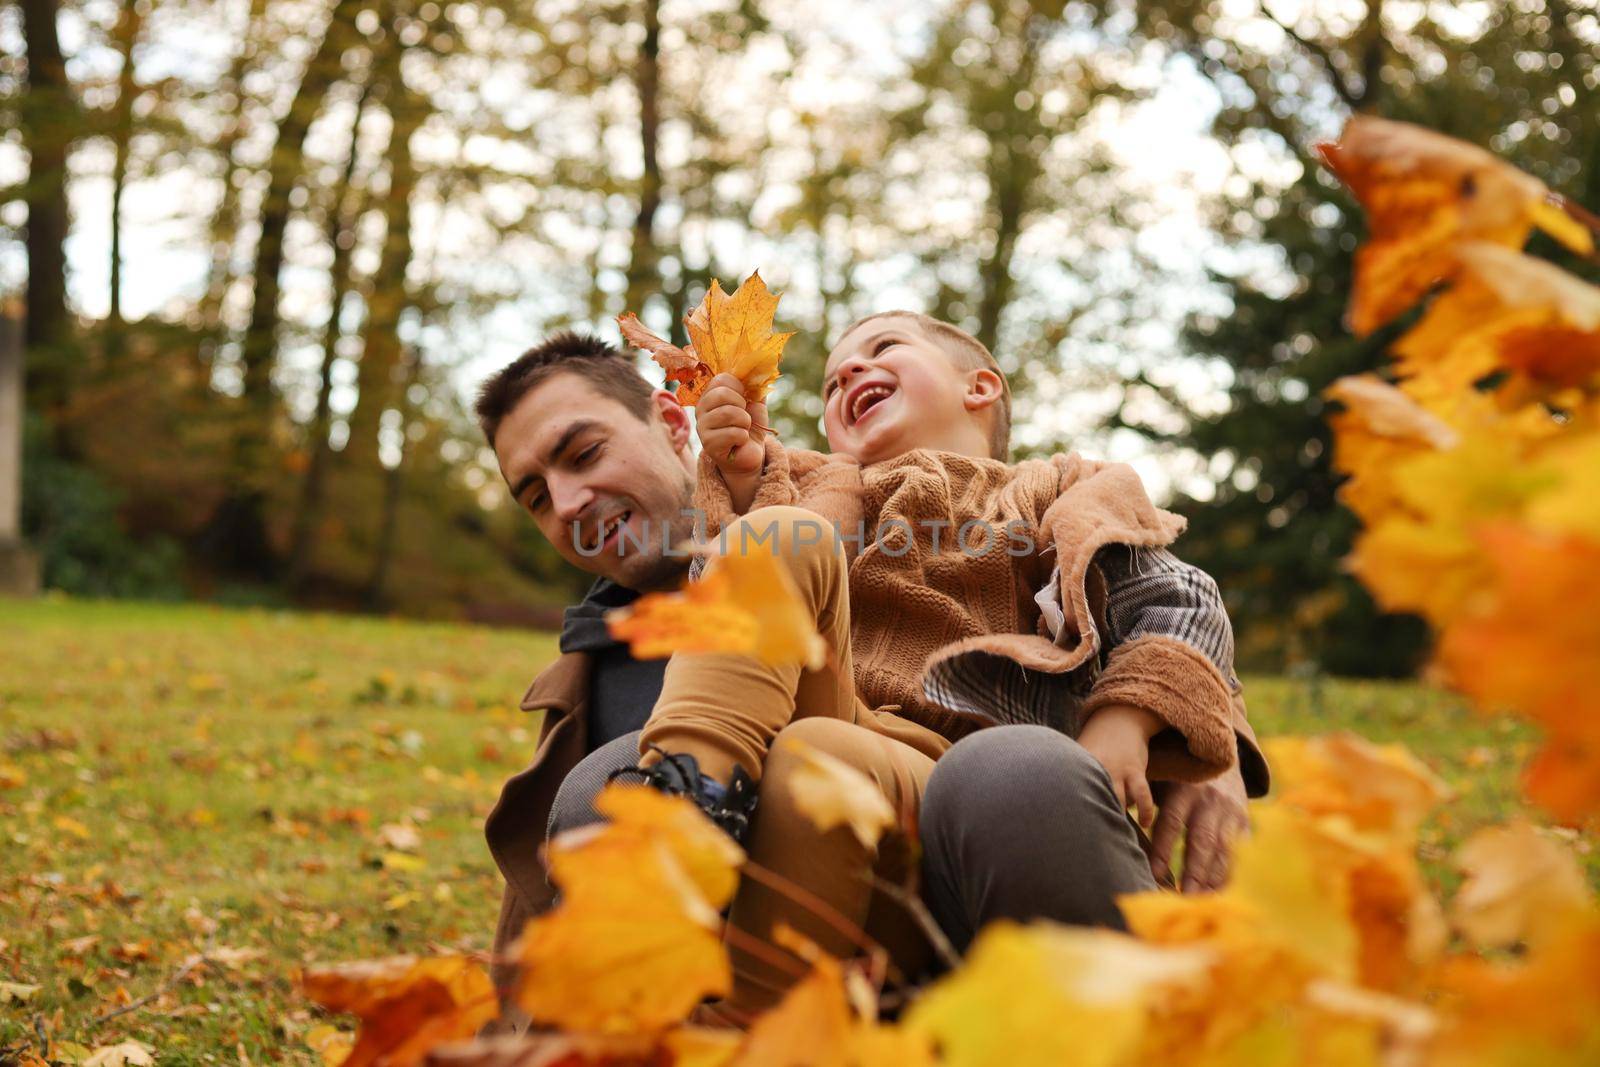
top-left (519, 648), bottom-right (592, 712)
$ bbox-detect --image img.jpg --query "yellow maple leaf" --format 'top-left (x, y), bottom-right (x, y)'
top-left (776, 737), bottom-right (897, 849)
top-left (607, 544), bottom-right (826, 669)
top-left (1317, 115), bottom-right (1594, 336)
top-left (517, 835), bottom-right (730, 1033)
top-left (298, 956), bottom-right (498, 1067)
top-left (905, 922), bottom-right (1209, 1067)
top-left (618, 271), bottom-right (793, 406)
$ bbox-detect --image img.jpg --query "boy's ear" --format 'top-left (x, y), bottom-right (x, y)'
top-left (651, 388), bottom-right (693, 453)
top-left (963, 368), bottom-right (1005, 415)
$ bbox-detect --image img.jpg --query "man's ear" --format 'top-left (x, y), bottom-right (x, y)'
top-left (651, 388), bottom-right (693, 453)
top-left (963, 368), bottom-right (1005, 414)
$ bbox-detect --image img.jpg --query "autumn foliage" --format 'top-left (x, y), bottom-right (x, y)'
top-left (298, 118), bottom-right (1600, 1067)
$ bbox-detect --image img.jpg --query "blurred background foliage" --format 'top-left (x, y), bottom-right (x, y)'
top-left (2, 0), bottom-right (1596, 670)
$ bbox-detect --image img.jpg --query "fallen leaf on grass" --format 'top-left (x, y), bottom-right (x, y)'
top-left (54, 815), bottom-right (91, 839)
top-left (381, 851), bottom-right (426, 873)
top-left (0, 981), bottom-right (40, 1003)
top-left (82, 1040), bottom-right (155, 1067)
top-left (377, 822), bottom-right (422, 852)
top-left (778, 737), bottom-right (897, 849)
top-left (300, 956), bottom-right (498, 1067)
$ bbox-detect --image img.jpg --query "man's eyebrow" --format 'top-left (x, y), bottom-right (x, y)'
top-left (509, 419), bottom-right (603, 501)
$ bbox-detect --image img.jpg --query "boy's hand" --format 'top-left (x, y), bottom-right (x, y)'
top-left (1077, 703), bottom-right (1164, 831)
top-left (697, 373), bottom-right (767, 478)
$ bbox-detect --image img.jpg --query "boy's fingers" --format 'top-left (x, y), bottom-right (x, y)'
top-left (1108, 774), bottom-right (1127, 811)
top-left (746, 400), bottom-right (770, 436)
top-left (699, 382), bottom-right (746, 411)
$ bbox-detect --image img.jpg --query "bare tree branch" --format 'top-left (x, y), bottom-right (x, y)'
top-left (1258, 2), bottom-right (1361, 109)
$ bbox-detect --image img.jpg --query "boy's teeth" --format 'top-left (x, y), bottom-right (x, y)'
top-left (851, 386), bottom-right (893, 424)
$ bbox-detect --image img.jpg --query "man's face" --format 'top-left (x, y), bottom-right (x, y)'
top-left (822, 315), bottom-right (979, 465)
top-left (493, 373), bottom-right (696, 592)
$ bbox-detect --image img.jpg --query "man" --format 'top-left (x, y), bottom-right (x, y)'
top-left (478, 332), bottom-right (1263, 1023)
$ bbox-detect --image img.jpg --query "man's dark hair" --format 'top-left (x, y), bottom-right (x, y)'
top-left (474, 331), bottom-right (656, 446)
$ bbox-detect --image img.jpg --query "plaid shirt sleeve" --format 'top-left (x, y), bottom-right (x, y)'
top-left (1093, 544), bottom-right (1241, 693)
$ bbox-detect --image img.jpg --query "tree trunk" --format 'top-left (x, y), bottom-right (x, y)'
top-left (286, 77), bottom-right (374, 591)
top-left (364, 344), bottom-right (422, 610)
top-left (344, 35), bottom-right (423, 473)
top-left (107, 0), bottom-right (144, 342)
top-left (18, 0), bottom-right (74, 420)
top-left (198, 0), bottom-right (268, 364)
top-left (973, 19), bottom-right (1043, 355)
top-left (622, 0), bottom-right (662, 318)
top-left (237, 0), bottom-right (366, 450)
top-left (200, 0), bottom-right (367, 579)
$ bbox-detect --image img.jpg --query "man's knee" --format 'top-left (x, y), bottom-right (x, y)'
top-left (547, 732), bottom-right (643, 838)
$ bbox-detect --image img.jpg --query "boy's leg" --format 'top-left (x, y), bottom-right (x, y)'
top-left (721, 716), bottom-right (937, 1018)
top-left (640, 506), bottom-right (860, 785)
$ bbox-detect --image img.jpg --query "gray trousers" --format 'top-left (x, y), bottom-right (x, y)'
top-left (547, 724), bottom-right (1157, 961)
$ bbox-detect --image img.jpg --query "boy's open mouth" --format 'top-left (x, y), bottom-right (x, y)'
top-left (847, 383), bottom-right (895, 427)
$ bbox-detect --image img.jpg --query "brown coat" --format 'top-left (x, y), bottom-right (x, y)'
top-left (696, 441), bottom-right (1269, 787)
top-left (483, 651), bottom-right (591, 1014)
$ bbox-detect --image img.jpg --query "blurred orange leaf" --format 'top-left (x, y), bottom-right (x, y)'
top-left (607, 545), bottom-right (826, 669)
top-left (299, 956), bottom-right (498, 1067)
top-left (1317, 115), bottom-right (1593, 335)
top-left (1264, 733), bottom-right (1451, 840)
top-left (1436, 525), bottom-right (1600, 820)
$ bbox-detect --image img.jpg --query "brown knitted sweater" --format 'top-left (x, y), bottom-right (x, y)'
top-left (695, 440), bottom-right (1267, 791)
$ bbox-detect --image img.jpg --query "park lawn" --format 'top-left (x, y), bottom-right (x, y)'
top-left (0, 597), bottom-right (1593, 1064)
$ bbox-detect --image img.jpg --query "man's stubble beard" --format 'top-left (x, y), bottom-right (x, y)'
top-left (625, 465), bottom-right (696, 593)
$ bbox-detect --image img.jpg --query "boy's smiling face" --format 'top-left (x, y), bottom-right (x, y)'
top-left (822, 313), bottom-right (1003, 465)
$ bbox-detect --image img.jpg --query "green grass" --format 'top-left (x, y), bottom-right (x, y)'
top-left (0, 598), bottom-right (1593, 1063)
top-left (1, 597), bottom-right (555, 1064)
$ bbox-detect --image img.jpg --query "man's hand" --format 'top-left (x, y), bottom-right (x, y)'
top-left (1077, 704), bottom-right (1163, 831)
top-left (697, 373), bottom-right (767, 478)
top-left (1148, 767), bottom-right (1250, 893)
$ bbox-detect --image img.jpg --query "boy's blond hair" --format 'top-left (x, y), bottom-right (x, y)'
top-left (839, 311), bottom-right (1012, 461)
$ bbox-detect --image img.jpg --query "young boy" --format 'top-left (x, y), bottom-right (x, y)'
top-left (629, 311), bottom-right (1261, 821)
top-left (618, 311), bottom-right (1265, 1017)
